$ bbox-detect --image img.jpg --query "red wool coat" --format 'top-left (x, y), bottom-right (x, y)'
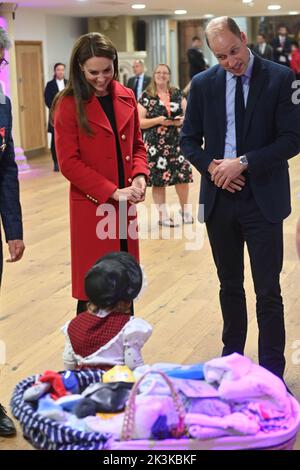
top-left (54, 81), bottom-right (149, 300)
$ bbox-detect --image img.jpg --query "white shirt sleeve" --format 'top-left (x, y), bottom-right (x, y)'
top-left (63, 337), bottom-right (78, 370)
top-left (123, 318), bottom-right (152, 369)
top-left (123, 318), bottom-right (152, 348)
top-left (61, 321), bottom-right (77, 370)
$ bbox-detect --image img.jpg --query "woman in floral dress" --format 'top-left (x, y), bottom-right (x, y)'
top-left (138, 64), bottom-right (193, 226)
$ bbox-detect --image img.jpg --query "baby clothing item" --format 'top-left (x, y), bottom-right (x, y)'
top-left (55, 394), bottom-right (83, 412)
top-left (80, 381), bottom-right (133, 413)
top-left (37, 395), bottom-right (66, 422)
top-left (166, 364), bottom-right (205, 380)
top-left (62, 311), bottom-right (152, 370)
top-left (62, 370), bottom-right (79, 394)
top-left (102, 365), bottom-right (135, 383)
top-left (187, 398), bottom-right (231, 417)
top-left (23, 382), bottom-right (51, 402)
top-left (218, 363), bottom-right (290, 414)
top-left (185, 411), bottom-right (260, 436)
top-left (39, 370), bottom-right (68, 400)
top-left (204, 353), bottom-right (252, 383)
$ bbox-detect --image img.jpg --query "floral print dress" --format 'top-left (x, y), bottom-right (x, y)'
top-left (139, 88), bottom-right (193, 187)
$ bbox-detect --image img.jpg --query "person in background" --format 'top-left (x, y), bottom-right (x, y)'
top-left (181, 17), bottom-right (300, 381)
top-left (126, 59), bottom-right (151, 101)
top-left (187, 36), bottom-right (208, 80)
top-left (138, 64), bottom-right (193, 226)
top-left (44, 63), bottom-right (67, 171)
top-left (290, 41), bottom-right (300, 79)
top-left (0, 26), bottom-right (25, 437)
top-left (272, 25), bottom-right (292, 67)
top-left (253, 33), bottom-right (274, 61)
top-left (53, 33), bottom-right (148, 315)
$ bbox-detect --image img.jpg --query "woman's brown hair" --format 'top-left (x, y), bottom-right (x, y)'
top-left (146, 64), bottom-right (176, 98)
top-left (51, 33), bottom-right (119, 134)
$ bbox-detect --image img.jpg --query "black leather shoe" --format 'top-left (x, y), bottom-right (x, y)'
top-left (0, 403), bottom-right (16, 436)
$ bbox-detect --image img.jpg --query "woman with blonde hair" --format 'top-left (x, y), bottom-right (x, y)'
top-left (138, 64), bottom-right (193, 226)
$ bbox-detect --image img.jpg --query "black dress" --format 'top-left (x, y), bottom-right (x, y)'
top-left (97, 95), bottom-right (128, 253)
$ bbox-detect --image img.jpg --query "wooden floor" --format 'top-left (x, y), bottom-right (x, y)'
top-left (1, 152), bottom-right (300, 450)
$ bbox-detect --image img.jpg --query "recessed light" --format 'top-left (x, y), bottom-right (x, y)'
top-left (131, 4), bottom-right (146, 9)
top-left (288, 11), bottom-right (299, 15)
top-left (174, 10), bottom-right (187, 15)
top-left (267, 4), bottom-right (281, 10)
top-left (242, 0), bottom-right (252, 4)
top-left (203, 14), bottom-right (214, 19)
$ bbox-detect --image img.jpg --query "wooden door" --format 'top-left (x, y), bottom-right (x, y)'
top-left (15, 42), bottom-right (47, 152)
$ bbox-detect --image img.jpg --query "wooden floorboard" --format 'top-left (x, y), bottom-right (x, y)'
top-left (1, 151), bottom-right (300, 450)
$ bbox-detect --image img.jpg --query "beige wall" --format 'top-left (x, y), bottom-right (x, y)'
top-left (88, 16), bottom-right (134, 52)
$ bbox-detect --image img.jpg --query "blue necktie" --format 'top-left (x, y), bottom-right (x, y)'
top-left (134, 76), bottom-right (140, 99)
top-left (235, 75), bottom-right (245, 157)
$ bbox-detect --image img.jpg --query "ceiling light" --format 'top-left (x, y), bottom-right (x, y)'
top-left (174, 10), bottom-right (187, 15)
top-left (267, 5), bottom-right (281, 10)
top-left (288, 11), bottom-right (299, 15)
top-left (131, 4), bottom-right (146, 9)
top-left (203, 14), bottom-right (214, 19)
top-left (242, 0), bottom-right (252, 4)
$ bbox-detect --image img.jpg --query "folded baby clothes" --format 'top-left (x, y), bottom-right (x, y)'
top-left (23, 382), bottom-right (51, 402)
top-left (204, 354), bottom-right (252, 383)
top-left (37, 394), bottom-right (66, 422)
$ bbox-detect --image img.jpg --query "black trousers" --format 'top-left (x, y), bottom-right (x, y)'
top-left (50, 132), bottom-right (58, 166)
top-left (206, 183), bottom-right (285, 378)
top-left (0, 242), bottom-right (2, 287)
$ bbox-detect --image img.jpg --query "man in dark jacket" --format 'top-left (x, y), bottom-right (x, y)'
top-left (181, 17), bottom-right (300, 381)
top-left (187, 36), bottom-right (208, 79)
top-left (253, 33), bottom-right (274, 61)
top-left (0, 26), bottom-right (25, 438)
top-left (272, 25), bottom-right (292, 67)
top-left (126, 59), bottom-right (151, 100)
top-left (44, 63), bottom-right (67, 171)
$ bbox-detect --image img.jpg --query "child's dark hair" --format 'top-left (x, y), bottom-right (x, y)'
top-left (84, 252), bottom-right (143, 312)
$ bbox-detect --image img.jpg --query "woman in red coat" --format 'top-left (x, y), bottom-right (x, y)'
top-left (53, 33), bottom-right (149, 314)
top-left (291, 41), bottom-right (300, 80)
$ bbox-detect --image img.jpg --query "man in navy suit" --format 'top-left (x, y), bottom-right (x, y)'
top-left (44, 63), bottom-right (67, 171)
top-left (181, 17), bottom-right (300, 380)
top-left (126, 59), bottom-right (151, 101)
top-left (272, 25), bottom-right (292, 67)
top-left (253, 33), bottom-right (274, 61)
top-left (0, 27), bottom-right (25, 436)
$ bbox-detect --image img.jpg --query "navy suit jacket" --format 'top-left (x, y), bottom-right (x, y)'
top-left (180, 55), bottom-right (300, 223)
top-left (0, 96), bottom-right (23, 283)
top-left (272, 36), bottom-right (292, 65)
top-left (44, 78), bottom-right (67, 132)
top-left (252, 44), bottom-right (274, 61)
top-left (126, 74), bottom-right (151, 96)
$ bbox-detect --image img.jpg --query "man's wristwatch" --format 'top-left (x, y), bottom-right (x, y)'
top-left (239, 155), bottom-right (248, 167)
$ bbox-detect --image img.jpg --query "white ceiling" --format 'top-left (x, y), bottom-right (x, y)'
top-left (6, 0), bottom-right (300, 18)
